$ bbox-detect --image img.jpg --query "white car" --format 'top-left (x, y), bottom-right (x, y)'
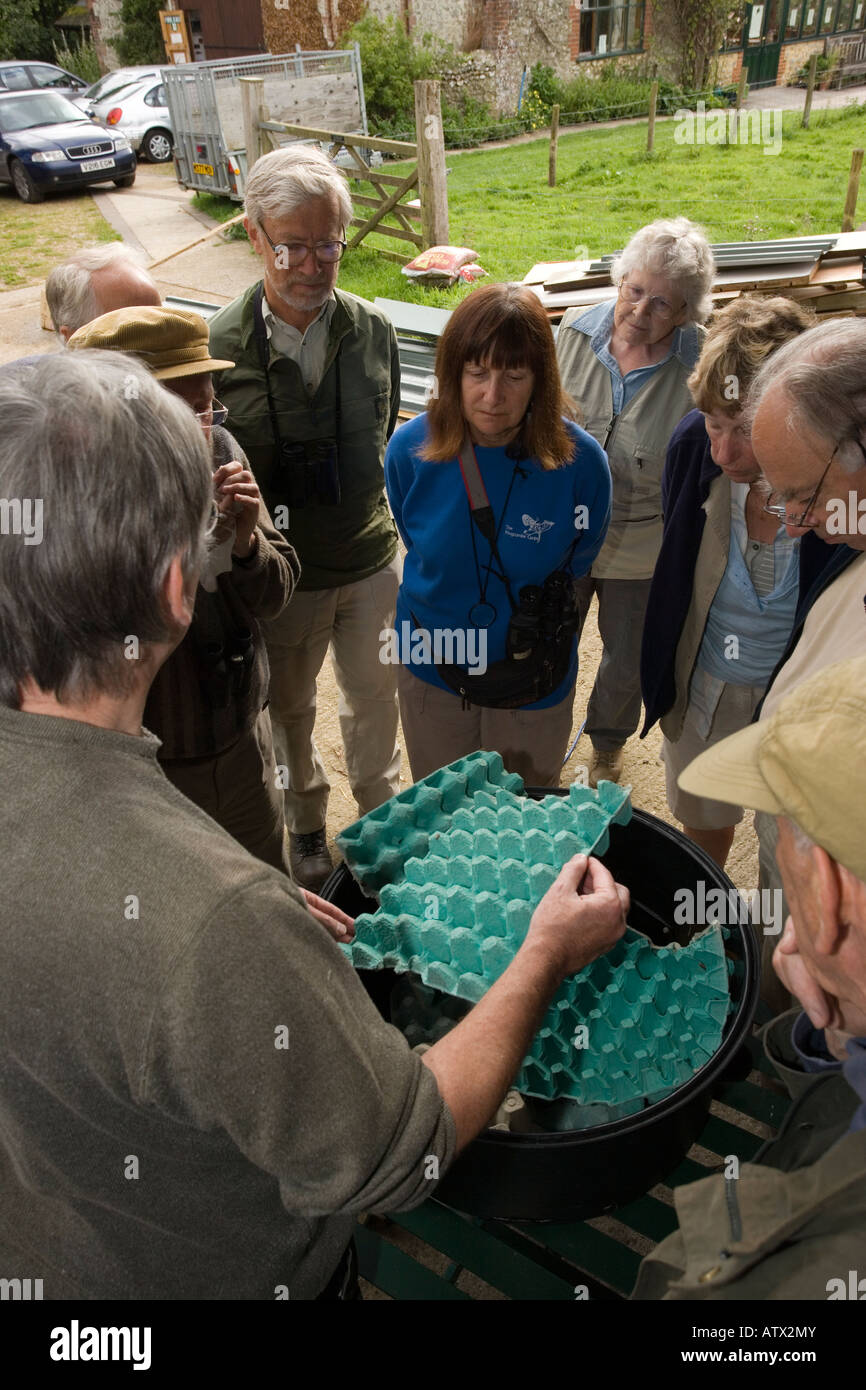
top-left (83, 71), bottom-right (173, 163)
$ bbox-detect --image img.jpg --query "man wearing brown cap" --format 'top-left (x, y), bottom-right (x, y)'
top-left (634, 655), bottom-right (866, 1300)
top-left (67, 307), bottom-right (313, 894)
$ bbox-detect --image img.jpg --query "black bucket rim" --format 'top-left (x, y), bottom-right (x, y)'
top-left (322, 803), bottom-right (759, 1147)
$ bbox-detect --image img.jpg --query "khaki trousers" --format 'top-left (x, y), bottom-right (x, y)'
top-left (574, 575), bottom-right (653, 750)
top-left (397, 664), bottom-right (576, 789)
top-left (265, 556), bottom-right (402, 832)
top-left (160, 708), bottom-right (291, 875)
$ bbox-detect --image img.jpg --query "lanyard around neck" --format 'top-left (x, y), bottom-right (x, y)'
top-left (252, 284), bottom-right (341, 453)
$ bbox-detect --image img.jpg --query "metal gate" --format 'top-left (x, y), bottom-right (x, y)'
top-left (163, 47), bottom-right (368, 200)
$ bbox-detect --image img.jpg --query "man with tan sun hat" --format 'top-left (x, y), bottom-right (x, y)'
top-left (66, 307), bottom-right (314, 893)
top-left (633, 654), bottom-right (866, 1300)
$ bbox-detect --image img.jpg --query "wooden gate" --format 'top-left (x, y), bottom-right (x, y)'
top-left (257, 120), bottom-right (422, 264)
top-left (241, 78), bottom-right (448, 264)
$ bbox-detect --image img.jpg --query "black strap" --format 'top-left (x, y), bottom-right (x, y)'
top-left (252, 283), bottom-right (341, 463)
top-left (456, 436), bottom-right (520, 614)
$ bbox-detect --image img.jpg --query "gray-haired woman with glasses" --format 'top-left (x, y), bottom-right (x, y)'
top-left (556, 216), bottom-right (715, 790)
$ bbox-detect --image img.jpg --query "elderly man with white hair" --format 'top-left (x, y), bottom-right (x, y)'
top-left (209, 145), bottom-right (402, 889)
top-left (742, 319), bottom-right (866, 1006)
top-left (45, 242), bottom-right (161, 342)
top-left (557, 217), bottom-right (715, 787)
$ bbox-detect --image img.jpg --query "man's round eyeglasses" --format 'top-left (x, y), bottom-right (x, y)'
top-left (618, 281), bottom-right (685, 322)
top-left (258, 223), bottom-right (347, 266)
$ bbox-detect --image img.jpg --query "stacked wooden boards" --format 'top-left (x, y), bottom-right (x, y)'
top-left (524, 230), bottom-right (866, 322)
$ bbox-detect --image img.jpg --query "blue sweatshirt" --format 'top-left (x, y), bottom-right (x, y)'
top-left (384, 414), bottom-right (612, 709)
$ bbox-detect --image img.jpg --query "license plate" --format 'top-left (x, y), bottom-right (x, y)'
top-left (193, 162), bottom-right (214, 176)
top-left (80, 157), bottom-right (115, 172)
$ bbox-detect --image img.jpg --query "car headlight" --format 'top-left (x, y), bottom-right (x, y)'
top-left (31, 149), bottom-right (67, 163)
top-left (113, 136), bottom-right (132, 151)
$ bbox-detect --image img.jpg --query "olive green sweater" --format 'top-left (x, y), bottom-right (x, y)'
top-left (0, 705), bottom-right (455, 1299)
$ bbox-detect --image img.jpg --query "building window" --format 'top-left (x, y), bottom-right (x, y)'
top-left (579, 1), bottom-right (645, 56)
top-left (819, 0), bottom-right (838, 29)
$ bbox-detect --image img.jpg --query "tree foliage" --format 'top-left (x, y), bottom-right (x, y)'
top-left (116, 0), bottom-right (164, 66)
top-left (650, 0), bottom-right (738, 90)
top-left (0, 0), bottom-right (70, 63)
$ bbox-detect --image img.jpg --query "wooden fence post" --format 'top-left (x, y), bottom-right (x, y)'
top-left (842, 147), bottom-right (864, 232)
top-left (802, 52), bottom-right (818, 129)
top-left (414, 80), bottom-right (449, 249)
top-left (732, 66), bottom-right (748, 140)
top-left (647, 80), bottom-right (658, 153)
top-left (548, 103), bottom-right (560, 187)
top-left (240, 76), bottom-right (267, 169)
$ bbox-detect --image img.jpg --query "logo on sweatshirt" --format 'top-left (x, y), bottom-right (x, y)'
top-left (505, 514), bottom-right (554, 543)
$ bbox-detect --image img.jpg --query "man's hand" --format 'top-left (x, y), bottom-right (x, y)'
top-left (214, 461), bottom-right (261, 558)
top-left (773, 915), bottom-right (838, 1031)
top-left (302, 889), bottom-right (355, 944)
top-left (526, 854), bottom-right (629, 977)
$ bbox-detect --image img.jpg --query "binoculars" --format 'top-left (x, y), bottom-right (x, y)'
top-left (277, 438), bottom-right (341, 507)
top-left (505, 572), bottom-right (580, 662)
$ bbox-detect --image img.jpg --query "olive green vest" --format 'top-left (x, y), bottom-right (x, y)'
top-left (557, 307), bottom-right (700, 579)
top-left (209, 284), bottom-right (399, 591)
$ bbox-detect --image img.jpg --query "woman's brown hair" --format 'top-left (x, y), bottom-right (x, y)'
top-left (422, 282), bottom-right (574, 470)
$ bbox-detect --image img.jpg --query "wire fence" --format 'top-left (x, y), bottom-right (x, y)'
top-left (367, 85), bottom-right (866, 154)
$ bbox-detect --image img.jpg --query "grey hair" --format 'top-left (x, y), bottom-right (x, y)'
top-left (745, 318), bottom-right (866, 474)
top-left (0, 351), bottom-right (212, 709)
top-left (244, 144), bottom-right (353, 230)
top-left (45, 243), bottom-right (158, 340)
top-left (610, 216), bottom-right (716, 324)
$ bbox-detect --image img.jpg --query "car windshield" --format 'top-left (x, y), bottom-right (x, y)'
top-left (87, 71), bottom-right (154, 103)
top-left (0, 92), bottom-right (86, 131)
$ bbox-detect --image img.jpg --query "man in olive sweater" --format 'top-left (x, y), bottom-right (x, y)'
top-left (210, 145), bottom-right (403, 889)
top-left (0, 351), bottom-right (628, 1300)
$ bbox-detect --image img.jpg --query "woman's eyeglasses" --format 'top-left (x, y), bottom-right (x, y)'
top-left (618, 282), bottom-right (685, 322)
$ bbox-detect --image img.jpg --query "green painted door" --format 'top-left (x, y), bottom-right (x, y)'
top-left (743, 0), bottom-right (785, 82)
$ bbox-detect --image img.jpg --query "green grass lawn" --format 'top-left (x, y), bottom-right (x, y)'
top-left (0, 186), bottom-right (118, 291)
top-left (193, 102), bottom-right (866, 308)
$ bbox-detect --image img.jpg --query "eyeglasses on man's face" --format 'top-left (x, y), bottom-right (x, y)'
top-left (258, 223), bottom-right (347, 266)
top-left (194, 399), bottom-right (229, 432)
top-left (618, 281), bottom-right (685, 322)
top-left (762, 444), bottom-right (839, 528)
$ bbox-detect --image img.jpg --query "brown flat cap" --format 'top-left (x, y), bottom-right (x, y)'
top-left (67, 306), bottom-right (235, 379)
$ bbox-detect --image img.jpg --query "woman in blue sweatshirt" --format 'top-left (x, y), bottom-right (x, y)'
top-left (384, 283), bottom-right (612, 788)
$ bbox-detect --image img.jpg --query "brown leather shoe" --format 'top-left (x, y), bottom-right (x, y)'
top-left (589, 746), bottom-right (624, 789)
top-left (289, 828), bottom-right (334, 891)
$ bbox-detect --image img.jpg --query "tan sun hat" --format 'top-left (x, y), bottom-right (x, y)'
top-left (67, 306), bottom-right (235, 380)
top-left (678, 653), bottom-right (866, 880)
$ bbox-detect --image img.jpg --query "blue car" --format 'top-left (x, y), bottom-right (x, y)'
top-left (0, 89), bottom-right (136, 203)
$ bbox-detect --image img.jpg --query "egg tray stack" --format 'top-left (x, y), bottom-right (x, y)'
top-left (337, 751), bottom-right (733, 1125)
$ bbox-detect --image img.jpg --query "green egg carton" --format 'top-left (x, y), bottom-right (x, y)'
top-left (336, 750), bottom-right (630, 896)
top-left (339, 752), bottom-right (730, 1111)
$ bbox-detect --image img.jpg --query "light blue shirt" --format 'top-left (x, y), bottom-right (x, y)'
top-left (696, 483), bottom-right (800, 693)
top-left (573, 299), bottom-right (700, 413)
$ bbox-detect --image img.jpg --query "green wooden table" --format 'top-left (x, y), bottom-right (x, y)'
top-left (356, 1045), bottom-right (789, 1300)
